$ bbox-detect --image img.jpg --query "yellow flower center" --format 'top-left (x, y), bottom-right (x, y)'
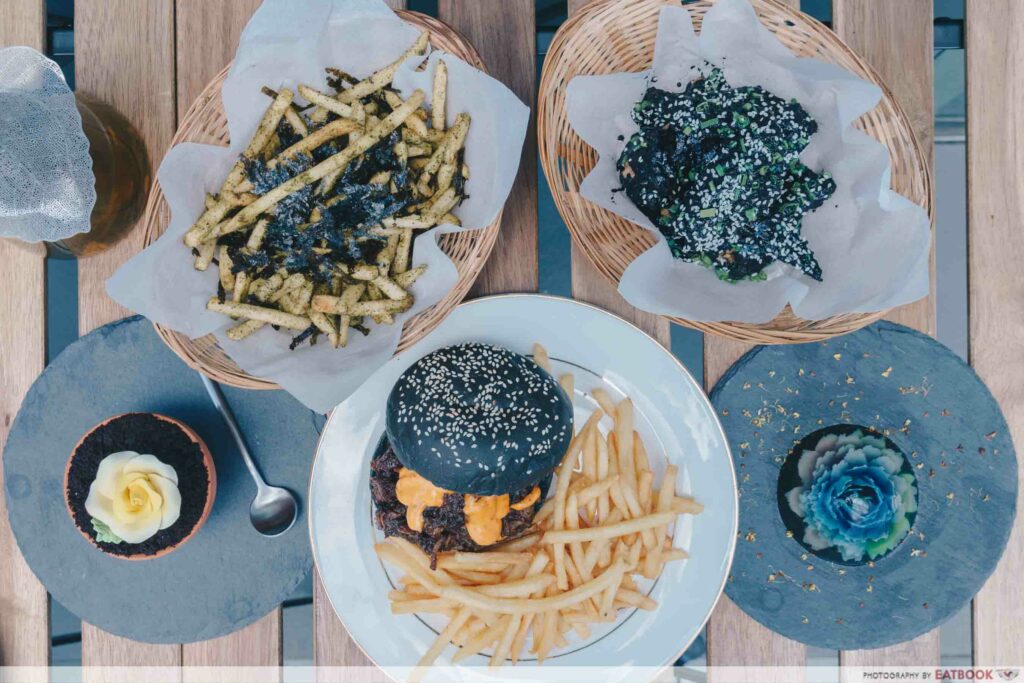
top-left (114, 473), bottom-right (164, 520)
top-left (85, 451), bottom-right (182, 544)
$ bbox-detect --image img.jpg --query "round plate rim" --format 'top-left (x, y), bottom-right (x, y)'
top-left (307, 292), bottom-right (739, 675)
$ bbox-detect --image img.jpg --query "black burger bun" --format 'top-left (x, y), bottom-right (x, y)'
top-left (385, 343), bottom-right (574, 496)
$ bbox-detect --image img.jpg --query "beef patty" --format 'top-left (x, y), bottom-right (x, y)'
top-left (370, 440), bottom-right (542, 567)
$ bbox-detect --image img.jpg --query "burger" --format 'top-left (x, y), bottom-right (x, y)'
top-left (370, 343), bottom-right (574, 565)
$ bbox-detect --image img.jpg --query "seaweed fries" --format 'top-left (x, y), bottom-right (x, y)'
top-left (185, 33), bottom-right (470, 349)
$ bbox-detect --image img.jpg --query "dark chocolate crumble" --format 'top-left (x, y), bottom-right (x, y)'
top-left (65, 413), bottom-right (210, 558)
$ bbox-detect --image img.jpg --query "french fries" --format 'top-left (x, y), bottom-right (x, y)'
top-left (185, 33), bottom-right (468, 351)
top-left (376, 344), bottom-right (703, 670)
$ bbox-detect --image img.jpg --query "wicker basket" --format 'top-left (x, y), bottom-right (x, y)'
top-left (538, 0), bottom-right (934, 345)
top-left (141, 11), bottom-right (498, 389)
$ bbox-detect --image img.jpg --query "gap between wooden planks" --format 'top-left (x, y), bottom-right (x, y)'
top-left (0, 2), bottom-right (50, 680)
top-left (966, 0), bottom-right (1024, 668)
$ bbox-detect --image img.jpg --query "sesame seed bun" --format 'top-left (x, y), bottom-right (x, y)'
top-left (385, 343), bottom-right (574, 496)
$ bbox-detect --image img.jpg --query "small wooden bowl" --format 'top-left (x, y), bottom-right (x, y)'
top-left (65, 413), bottom-right (217, 561)
top-left (141, 11), bottom-right (499, 389)
top-left (538, 0), bottom-right (934, 345)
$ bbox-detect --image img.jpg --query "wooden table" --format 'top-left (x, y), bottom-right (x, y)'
top-left (1, 0), bottom-right (1020, 680)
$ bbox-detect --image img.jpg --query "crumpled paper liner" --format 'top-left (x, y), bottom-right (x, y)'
top-left (566, 0), bottom-right (930, 324)
top-left (108, 0), bottom-right (529, 412)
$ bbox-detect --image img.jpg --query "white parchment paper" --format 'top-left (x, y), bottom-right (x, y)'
top-left (108, 0), bottom-right (529, 412)
top-left (566, 0), bottom-right (930, 323)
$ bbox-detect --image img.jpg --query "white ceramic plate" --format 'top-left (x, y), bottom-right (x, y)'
top-left (309, 294), bottom-right (737, 679)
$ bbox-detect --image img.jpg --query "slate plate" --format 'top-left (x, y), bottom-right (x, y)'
top-left (4, 316), bottom-right (323, 644)
top-left (711, 321), bottom-right (1017, 649)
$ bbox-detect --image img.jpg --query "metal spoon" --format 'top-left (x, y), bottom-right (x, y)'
top-left (200, 374), bottom-right (299, 537)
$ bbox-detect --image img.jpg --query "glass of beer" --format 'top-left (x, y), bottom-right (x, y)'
top-left (46, 93), bottom-right (151, 258)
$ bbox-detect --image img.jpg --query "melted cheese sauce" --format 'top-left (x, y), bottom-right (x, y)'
top-left (394, 467), bottom-right (541, 546)
top-left (463, 494), bottom-right (510, 546)
top-left (510, 486), bottom-right (541, 510)
top-left (395, 468), bottom-right (447, 531)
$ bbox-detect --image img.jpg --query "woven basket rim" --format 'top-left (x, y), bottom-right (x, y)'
top-left (141, 10), bottom-right (501, 389)
top-left (538, 0), bottom-right (934, 345)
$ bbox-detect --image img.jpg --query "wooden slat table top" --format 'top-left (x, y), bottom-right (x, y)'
top-left (702, 2), bottom-right (939, 678)
top-left (74, 0), bottom-right (180, 676)
top-left (832, 0), bottom-right (939, 673)
top-left (0, 2), bottom-right (50, 680)
top-left (966, 0), bottom-right (1024, 667)
top-left (0, 0), bottom-right (1019, 678)
top-left (173, 0), bottom-right (285, 674)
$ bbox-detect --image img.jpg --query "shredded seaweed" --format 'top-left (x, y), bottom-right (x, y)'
top-left (289, 324), bottom-right (318, 350)
top-left (205, 69), bottom-right (470, 351)
top-left (276, 120), bottom-right (303, 151)
top-left (245, 153), bottom-right (313, 196)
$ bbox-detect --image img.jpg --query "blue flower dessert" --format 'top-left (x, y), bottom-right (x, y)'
top-left (617, 68), bottom-right (835, 283)
top-left (371, 343), bottom-right (573, 565)
top-left (781, 427), bottom-right (918, 564)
